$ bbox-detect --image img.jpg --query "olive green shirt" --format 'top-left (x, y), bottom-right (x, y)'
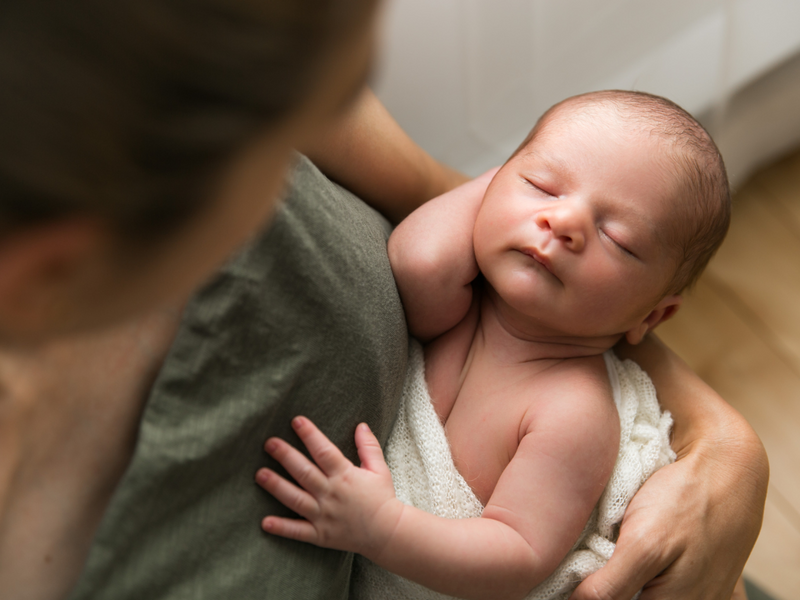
top-left (68, 156), bottom-right (408, 600)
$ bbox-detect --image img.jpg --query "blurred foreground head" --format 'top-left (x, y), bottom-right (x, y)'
top-left (0, 0), bottom-right (379, 341)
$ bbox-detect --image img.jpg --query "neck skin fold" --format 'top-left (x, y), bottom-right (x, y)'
top-left (478, 284), bottom-right (623, 363)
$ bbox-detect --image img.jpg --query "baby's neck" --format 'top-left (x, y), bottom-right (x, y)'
top-left (478, 289), bottom-right (622, 363)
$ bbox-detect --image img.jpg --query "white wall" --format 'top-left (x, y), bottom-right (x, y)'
top-left (373, 0), bottom-right (800, 186)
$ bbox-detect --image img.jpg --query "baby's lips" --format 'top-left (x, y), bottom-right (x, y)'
top-left (520, 247), bottom-right (553, 273)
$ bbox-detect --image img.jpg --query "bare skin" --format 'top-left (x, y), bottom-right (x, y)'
top-left (0, 308), bottom-right (181, 600)
top-left (0, 84), bottom-right (765, 599)
top-left (573, 335), bottom-right (768, 600)
top-left (257, 106), bottom-right (767, 600)
top-left (0, 12), bottom-right (383, 598)
top-left (0, 84), bottom-right (468, 599)
top-left (256, 108), bottom-right (707, 598)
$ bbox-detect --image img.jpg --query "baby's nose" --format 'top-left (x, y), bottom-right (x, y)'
top-left (534, 205), bottom-right (586, 252)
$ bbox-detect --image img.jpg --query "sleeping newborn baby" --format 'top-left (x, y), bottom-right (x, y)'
top-left (255, 90), bottom-right (731, 599)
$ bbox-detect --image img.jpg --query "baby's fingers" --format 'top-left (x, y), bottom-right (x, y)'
top-left (261, 515), bottom-right (320, 545)
top-left (355, 423), bottom-right (390, 476)
top-left (264, 437), bottom-right (327, 495)
top-left (291, 416), bottom-right (352, 476)
top-left (256, 468), bottom-right (320, 520)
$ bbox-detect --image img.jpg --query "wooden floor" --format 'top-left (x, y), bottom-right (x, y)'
top-left (658, 148), bottom-right (800, 600)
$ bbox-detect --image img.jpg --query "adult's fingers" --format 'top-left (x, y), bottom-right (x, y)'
top-left (291, 416), bottom-right (352, 476)
top-left (256, 468), bottom-right (320, 520)
top-left (569, 528), bottom-right (672, 600)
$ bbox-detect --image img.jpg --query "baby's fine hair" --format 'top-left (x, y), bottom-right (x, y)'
top-left (515, 90), bottom-right (731, 295)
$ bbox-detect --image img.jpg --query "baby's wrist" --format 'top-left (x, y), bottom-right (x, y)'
top-left (359, 497), bottom-right (407, 564)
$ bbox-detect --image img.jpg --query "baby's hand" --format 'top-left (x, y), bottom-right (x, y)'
top-left (256, 417), bottom-right (404, 559)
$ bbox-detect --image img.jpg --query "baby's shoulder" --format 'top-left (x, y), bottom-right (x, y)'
top-left (525, 354), bottom-right (618, 438)
top-left (540, 354), bottom-right (611, 398)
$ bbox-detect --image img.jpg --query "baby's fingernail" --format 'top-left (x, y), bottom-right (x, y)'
top-left (255, 469), bottom-right (269, 484)
top-left (265, 439), bottom-right (278, 453)
top-left (262, 518), bottom-right (274, 531)
top-left (360, 423), bottom-right (371, 433)
top-left (292, 416), bottom-right (305, 429)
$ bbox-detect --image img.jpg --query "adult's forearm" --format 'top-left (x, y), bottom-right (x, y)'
top-left (302, 88), bottom-right (468, 223)
top-left (588, 334), bottom-right (771, 600)
top-left (616, 334), bottom-right (767, 465)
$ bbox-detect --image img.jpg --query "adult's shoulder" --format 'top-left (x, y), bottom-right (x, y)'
top-left (68, 155), bottom-right (409, 600)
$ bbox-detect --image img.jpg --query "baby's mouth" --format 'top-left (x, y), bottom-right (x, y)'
top-left (519, 248), bottom-right (562, 283)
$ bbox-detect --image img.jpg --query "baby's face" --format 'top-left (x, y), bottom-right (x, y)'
top-left (473, 105), bottom-right (680, 340)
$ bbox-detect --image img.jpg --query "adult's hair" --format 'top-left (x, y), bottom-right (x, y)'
top-left (513, 90), bottom-right (731, 294)
top-left (0, 0), bottom-right (376, 240)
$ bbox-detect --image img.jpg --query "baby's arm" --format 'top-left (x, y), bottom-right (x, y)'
top-left (256, 362), bottom-right (619, 600)
top-left (478, 360), bottom-right (621, 589)
top-left (257, 417), bottom-right (540, 600)
top-left (388, 168), bottom-right (497, 341)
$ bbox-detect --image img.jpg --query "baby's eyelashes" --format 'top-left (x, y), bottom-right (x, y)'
top-left (522, 177), bottom-right (554, 196)
top-left (600, 228), bottom-right (637, 259)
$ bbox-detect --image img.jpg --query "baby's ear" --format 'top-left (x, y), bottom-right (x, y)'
top-left (624, 294), bottom-right (683, 345)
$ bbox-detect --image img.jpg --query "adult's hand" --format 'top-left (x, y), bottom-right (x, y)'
top-left (570, 335), bottom-right (768, 600)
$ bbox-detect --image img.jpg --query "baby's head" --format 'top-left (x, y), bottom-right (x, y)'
top-left (474, 90), bottom-right (730, 345)
top-left (516, 90), bottom-right (730, 295)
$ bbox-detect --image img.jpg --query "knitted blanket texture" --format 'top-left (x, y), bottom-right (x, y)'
top-left (352, 340), bottom-right (676, 600)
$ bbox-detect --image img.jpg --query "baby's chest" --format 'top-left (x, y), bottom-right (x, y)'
top-left (438, 369), bottom-right (546, 506)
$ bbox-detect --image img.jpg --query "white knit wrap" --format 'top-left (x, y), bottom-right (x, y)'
top-left (352, 340), bottom-right (676, 599)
